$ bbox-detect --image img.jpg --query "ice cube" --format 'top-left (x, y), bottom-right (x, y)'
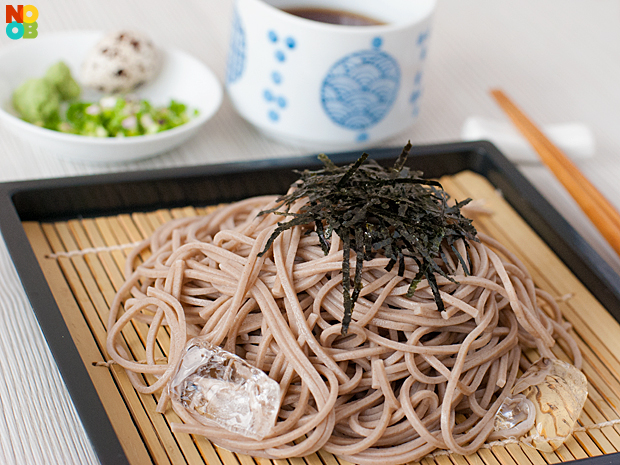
top-left (493, 357), bottom-right (587, 452)
top-left (494, 394), bottom-right (533, 432)
top-left (169, 337), bottom-right (281, 440)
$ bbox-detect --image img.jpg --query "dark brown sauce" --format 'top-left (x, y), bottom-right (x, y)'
top-left (283, 7), bottom-right (385, 26)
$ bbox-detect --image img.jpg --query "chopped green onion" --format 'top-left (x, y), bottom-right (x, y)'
top-left (45, 95), bottom-right (197, 137)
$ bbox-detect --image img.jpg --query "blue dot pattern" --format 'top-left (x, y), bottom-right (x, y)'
top-left (417, 30), bottom-right (430, 62)
top-left (321, 49), bottom-right (400, 131)
top-left (226, 8), bottom-right (246, 84)
top-left (409, 30), bottom-right (430, 117)
top-left (414, 71), bottom-right (422, 86)
top-left (409, 90), bottom-right (421, 103)
top-left (264, 31), bottom-right (296, 123)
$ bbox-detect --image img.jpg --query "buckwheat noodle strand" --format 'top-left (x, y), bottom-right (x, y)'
top-left (106, 194), bottom-right (581, 464)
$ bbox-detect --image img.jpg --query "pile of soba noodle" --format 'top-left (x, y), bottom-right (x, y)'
top-left (106, 188), bottom-right (581, 464)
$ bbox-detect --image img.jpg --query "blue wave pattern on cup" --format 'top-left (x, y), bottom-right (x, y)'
top-left (226, 8), bottom-right (246, 84)
top-left (321, 37), bottom-right (400, 141)
top-left (264, 30), bottom-right (295, 122)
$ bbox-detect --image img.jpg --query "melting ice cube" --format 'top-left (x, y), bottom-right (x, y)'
top-left (169, 337), bottom-right (281, 440)
top-left (494, 357), bottom-right (587, 452)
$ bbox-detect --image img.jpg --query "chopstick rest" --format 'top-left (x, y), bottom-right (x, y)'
top-left (461, 116), bottom-right (595, 163)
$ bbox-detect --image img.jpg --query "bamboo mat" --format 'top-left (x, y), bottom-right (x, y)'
top-left (20, 170), bottom-right (620, 465)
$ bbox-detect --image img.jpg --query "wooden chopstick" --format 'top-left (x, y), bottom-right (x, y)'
top-left (490, 89), bottom-right (620, 256)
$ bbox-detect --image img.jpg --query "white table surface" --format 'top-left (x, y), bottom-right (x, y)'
top-left (1, 0), bottom-right (620, 463)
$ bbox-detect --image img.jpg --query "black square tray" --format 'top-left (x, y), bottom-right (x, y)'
top-left (0, 141), bottom-right (618, 465)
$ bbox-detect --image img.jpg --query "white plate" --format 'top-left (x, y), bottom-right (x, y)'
top-left (0, 31), bottom-right (223, 163)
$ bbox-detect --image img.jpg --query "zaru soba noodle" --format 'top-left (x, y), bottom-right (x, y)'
top-left (106, 144), bottom-right (582, 464)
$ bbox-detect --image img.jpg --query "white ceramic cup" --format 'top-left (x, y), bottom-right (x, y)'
top-left (225, 0), bottom-right (436, 151)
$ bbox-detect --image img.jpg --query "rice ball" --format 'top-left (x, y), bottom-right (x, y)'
top-left (81, 30), bottom-right (160, 93)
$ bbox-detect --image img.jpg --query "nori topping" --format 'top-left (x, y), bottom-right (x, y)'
top-left (258, 142), bottom-right (478, 334)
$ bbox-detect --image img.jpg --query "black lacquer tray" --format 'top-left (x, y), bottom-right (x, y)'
top-left (0, 141), bottom-right (619, 465)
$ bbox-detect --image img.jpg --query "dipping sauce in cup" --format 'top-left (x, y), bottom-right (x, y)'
top-left (226, 0), bottom-right (436, 150)
top-left (283, 7), bottom-right (385, 26)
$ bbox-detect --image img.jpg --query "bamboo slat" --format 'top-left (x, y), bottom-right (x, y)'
top-left (22, 170), bottom-right (620, 465)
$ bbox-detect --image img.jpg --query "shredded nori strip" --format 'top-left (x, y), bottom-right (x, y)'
top-left (258, 142), bottom-right (478, 335)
